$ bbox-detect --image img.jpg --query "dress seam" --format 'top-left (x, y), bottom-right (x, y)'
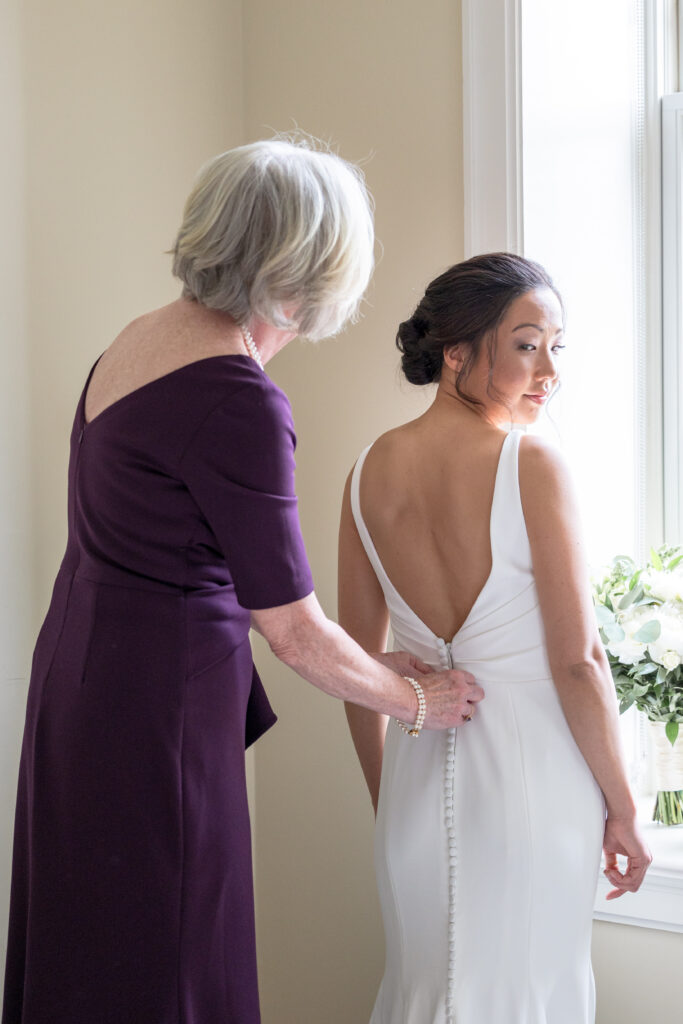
top-left (79, 583), bottom-right (99, 686)
top-left (176, 588), bottom-right (189, 1024)
top-left (73, 571), bottom-right (184, 595)
top-left (385, 724), bottom-right (409, 1021)
top-left (38, 572), bottom-right (75, 696)
top-left (187, 635), bottom-right (250, 681)
top-left (508, 691), bottom-right (535, 1018)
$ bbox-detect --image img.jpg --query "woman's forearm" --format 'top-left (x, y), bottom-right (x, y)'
top-left (552, 656), bottom-right (635, 818)
top-left (273, 610), bottom-right (416, 720)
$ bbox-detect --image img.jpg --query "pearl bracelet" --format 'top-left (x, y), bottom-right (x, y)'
top-left (395, 676), bottom-right (427, 737)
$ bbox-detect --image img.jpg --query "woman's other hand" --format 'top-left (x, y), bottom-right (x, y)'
top-left (370, 651), bottom-right (433, 677)
top-left (602, 814), bottom-right (652, 899)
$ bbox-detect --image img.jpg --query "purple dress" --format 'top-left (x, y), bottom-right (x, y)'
top-left (2, 355), bottom-right (314, 1024)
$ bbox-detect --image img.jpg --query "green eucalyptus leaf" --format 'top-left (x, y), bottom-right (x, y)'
top-left (666, 721), bottom-right (680, 746)
top-left (618, 588), bottom-right (640, 610)
top-left (594, 604), bottom-right (615, 625)
top-left (634, 662), bottom-right (658, 676)
top-left (619, 695), bottom-right (636, 714)
top-left (667, 554), bottom-right (683, 570)
top-left (633, 620), bottom-right (661, 643)
top-left (650, 548), bottom-right (664, 571)
top-left (603, 622), bottom-right (626, 643)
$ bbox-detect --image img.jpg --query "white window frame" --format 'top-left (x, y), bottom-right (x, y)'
top-left (462, 0), bottom-right (683, 932)
top-left (663, 92), bottom-right (683, 541)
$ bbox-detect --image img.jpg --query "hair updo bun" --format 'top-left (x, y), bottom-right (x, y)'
top-left (395, 253), bottom-right (563, 401)
top-left (395, 313), bottom-right (443, 385)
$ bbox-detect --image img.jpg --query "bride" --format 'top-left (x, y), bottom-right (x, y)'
top-left (338, 253), bottom-right (651, 1024)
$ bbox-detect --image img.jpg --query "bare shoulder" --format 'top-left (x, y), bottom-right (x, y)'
top-left (519, 432), bottom-right (567, 470)
top-left (518, 434), bottom-right (580, 541)
top-left (364, 419), bottom-right (423, 472)
top-left (519, 434), bottom-right (573, 495)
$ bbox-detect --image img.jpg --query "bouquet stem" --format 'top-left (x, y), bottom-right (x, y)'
top-left (652, 790), bottom-right (683, 825)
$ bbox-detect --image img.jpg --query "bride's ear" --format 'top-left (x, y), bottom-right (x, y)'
top-left (442, 344), bottom-right (464, 374)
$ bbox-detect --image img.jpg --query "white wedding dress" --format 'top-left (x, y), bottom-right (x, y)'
top-left (351, 428), bottom-right (605, 1024)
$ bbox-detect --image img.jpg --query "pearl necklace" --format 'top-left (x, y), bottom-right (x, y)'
top-left (239, 323), bottom-right (264, 371)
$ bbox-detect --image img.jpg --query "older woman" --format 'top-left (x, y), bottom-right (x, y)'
top-left (2, 138), bottom-right (481, 1024)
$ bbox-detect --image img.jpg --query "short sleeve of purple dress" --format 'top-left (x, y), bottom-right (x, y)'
top-left (2, 355), bottom-right (314, 1024)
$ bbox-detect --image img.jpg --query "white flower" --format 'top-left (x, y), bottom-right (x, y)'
top-left (643, 569), bottom-right (683, 603)
top-left (644, 605), bottom-right (683, 666)
top-left (607, 637), bottom-right (647, 665)
top-left (618, 605), bottom-right (653, 631)
top-left (659, 650), bottom-right (681, 671)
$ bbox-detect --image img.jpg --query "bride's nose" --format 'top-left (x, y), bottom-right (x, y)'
top-left (535, 351), bottom-right (558, 388)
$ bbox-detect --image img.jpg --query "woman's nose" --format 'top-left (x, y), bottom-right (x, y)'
top-left (536, 350), bottom-right (558, 383)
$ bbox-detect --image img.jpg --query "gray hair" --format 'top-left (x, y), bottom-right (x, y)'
top-left (171, 136), bottom-right (375, 341)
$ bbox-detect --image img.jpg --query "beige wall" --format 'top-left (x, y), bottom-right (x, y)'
top-left (4, 1), bottom-right (683, 1021)
top-left (0, 0), bottom-right (34, 981)
top-left (593, 921), bottom-right (683, 1023)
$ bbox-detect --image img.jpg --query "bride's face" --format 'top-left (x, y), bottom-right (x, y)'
top-left (445, 287), bottom-right (565, 427)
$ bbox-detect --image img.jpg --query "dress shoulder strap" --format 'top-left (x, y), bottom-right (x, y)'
top-left (491, 428), bottom-right (531, 569)
top-left (350, 445), bottom-right (386, 582)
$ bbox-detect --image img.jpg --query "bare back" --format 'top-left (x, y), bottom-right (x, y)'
top-left (84, 298), bottom-right (245, 426)
top-left (359, 414), bottom-right (508, 641)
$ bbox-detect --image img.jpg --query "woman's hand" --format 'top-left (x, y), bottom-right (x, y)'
top-left (371, 651), bottom-right (484, 729)
top-left (419, 669), bottom-right (484, 729)
top-left (602, 814), bottom-right (652, 899)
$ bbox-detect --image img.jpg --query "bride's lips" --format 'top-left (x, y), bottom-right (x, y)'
top-left (524, 393), bottom-right (548, 405)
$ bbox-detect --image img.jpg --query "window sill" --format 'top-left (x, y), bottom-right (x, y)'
top-left (593, 797), bottom-right (683, 933)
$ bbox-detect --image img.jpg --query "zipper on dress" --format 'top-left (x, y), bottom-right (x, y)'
top-left (441, 635), bottom-right (457, 1022)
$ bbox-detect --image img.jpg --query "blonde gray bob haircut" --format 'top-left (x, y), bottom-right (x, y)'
top-left (171, 136), bottom-right (375, 341)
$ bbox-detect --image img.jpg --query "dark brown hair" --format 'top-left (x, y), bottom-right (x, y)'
top-left (396, 252), bottom-right (563, 407)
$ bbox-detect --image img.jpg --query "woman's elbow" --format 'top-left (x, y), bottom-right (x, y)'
top-left (552, 647), bottom-right (610, 688)
top-left (262, 608), bottom-right (324, 668)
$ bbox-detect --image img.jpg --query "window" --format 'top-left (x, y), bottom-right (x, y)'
top-left (463, 0), bottom-right (683, 931)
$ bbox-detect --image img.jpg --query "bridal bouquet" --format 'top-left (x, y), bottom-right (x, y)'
top-left (593, 546), bottom-right (683, 824)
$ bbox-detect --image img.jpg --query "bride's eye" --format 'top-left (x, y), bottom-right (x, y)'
top-left (519, 343), bottom-right (536, 352)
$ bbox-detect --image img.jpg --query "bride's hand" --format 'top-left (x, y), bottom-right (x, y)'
top-left (371, 651), bottom-right (484, 729)
top-left (602, 814), bottom-right (652, 899)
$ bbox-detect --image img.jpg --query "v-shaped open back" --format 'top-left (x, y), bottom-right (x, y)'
top-left (350, 429), bottom-right (517, 645)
